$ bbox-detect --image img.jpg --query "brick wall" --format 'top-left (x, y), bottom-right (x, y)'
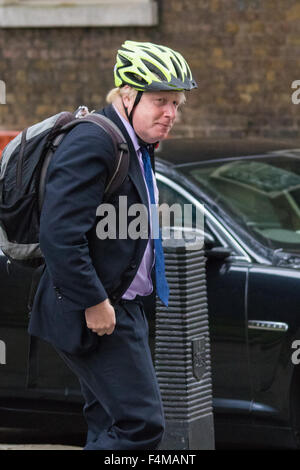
top-left (0, 0), bottom-right (300, 139)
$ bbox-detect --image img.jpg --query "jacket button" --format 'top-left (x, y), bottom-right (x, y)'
top-left (130, 262), bottom-right (137, 269)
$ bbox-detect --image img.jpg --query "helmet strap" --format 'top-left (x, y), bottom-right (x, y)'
top-left (121, 89), bottom-right (158, 150)
top-left (122, 90), bottom-right (143, 127)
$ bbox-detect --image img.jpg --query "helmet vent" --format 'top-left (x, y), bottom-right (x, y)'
top-left (137, 67), bottom-right (147, 75)
top-left (170, 57), bottom-right (183, 80)
top-left (126, 72), bottom-right (147, 85)
top-left (144, 51), bottom-right (166, 68)
top-left (141, 59), bottom-right (166, 81)
top-left (120, 57), bottom-right (132, 67)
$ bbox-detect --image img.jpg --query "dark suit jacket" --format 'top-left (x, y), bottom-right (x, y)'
top-left (28, 104), bottom-right (151, 355)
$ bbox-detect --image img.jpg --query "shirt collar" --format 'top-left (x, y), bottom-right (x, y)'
top-left (113, 104), bottom-right (140, 154)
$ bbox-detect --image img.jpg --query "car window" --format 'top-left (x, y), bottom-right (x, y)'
top-left (178, 157), bottom-right (300, 253)
top-left (157, 178), bottom-right (216, 245)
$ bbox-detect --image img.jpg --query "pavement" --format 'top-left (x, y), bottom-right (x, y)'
top-left (0, 444), bottom-right (82, 450)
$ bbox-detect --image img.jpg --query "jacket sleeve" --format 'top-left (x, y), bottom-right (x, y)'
top-left (39, 122), bottom-right (115, 310)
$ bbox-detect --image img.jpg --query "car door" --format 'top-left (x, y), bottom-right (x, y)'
top-left (247, 264), bottom-right (300, 423)
top-left (156, 173), bottom-right (252, 418)
top-left (0, 254), bottom-right (33, 393)
top-left (0, 251), bottom-right (81, 404)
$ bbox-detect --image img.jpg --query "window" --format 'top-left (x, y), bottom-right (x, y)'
top-left (156, 177), bottom-right (209, 249)
top-left (156, 174), bottom-right (250, 259)
top-left (0, 0), bottom-right (158, 28)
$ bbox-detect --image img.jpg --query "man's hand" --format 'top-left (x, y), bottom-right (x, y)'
top-left (85, 299), bottom-right (116, 336)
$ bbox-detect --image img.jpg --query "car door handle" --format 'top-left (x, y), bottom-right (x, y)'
top-left (248, 320), bottom-right (288, 332)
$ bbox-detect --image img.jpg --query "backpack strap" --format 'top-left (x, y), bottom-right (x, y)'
top-left (38, 114), bottom-right (130, 211)
top-left (78, 114), bottom-right (129, 200)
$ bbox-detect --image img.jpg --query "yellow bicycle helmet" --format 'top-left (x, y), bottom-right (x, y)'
top-left (114, 40), bottom-right (197, 92)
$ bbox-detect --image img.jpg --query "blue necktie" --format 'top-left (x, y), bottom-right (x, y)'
top-left (140, 146), bottom-right (169, 307)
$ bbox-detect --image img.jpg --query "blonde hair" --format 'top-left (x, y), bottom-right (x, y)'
top-left (106, 87), bottom-right (138, 104)
top-left (106, 86), bottom-right (186, 105)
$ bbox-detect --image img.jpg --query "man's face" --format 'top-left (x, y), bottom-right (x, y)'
top-left (124, 90), bottom-right (182, 143)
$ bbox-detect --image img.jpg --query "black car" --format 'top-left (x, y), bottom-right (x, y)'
top-left (2, 138), bottom-right (300, 449)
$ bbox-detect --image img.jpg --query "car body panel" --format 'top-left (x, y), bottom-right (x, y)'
top-left (247, 265), bottom-right (300, 424)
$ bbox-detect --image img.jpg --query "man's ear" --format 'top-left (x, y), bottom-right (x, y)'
top-left (122, 93), bottom-right (131, 108)
top-left (122, 93), bottom-right (135, 115)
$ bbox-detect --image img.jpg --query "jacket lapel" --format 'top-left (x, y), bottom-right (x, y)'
top-left (99, 104), bottom-right (149, 209)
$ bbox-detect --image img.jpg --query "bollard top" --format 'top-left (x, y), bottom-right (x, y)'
top-left (162, 228), bottom-right (204, 253)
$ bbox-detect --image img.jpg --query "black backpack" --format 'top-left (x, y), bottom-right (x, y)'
top-left (0, 106), bottom-right (129, 269)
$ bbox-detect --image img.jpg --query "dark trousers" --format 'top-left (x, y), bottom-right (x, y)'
top-left (55, 299), bottom-right (165, 450)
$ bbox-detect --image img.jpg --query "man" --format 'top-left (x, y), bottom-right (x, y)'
top-left (28, 40), bottom-right (197, 450)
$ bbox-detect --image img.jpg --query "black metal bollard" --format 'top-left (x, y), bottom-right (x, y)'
top-left (156, 235), bottom-right (215, 450)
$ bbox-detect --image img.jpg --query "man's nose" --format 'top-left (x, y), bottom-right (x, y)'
top-left (163, 103), bottom-right (177, 120)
